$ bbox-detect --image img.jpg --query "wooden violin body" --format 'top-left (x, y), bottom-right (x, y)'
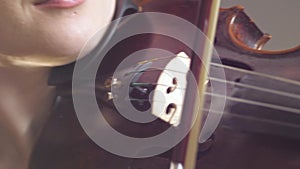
top-left (196, 6), bottom-right (300, 169)
top-left (29, 1), bottom-right (300, 169)
top-left (216, 6), bottom-right (300, 139)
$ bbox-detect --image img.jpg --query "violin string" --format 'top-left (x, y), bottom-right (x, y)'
top-left (130, 82), bottom-right (186, 90)
top-left (210, 62), bottom-right (300, 86)
top-left (121, 54), bottom-right (300, 87)
top-left (123, 54), bottom-right (188, 76)
top-left (128, 80), bottom-right (300, 114)
top-left (125, 97), bottom-right (184, 105)
top-left (131, 82), bottom-right (169, 87)
top-left (209, 77), bottom-right (300, 100)
top-left (201, 108), bottom-right (300, 129)
top-left (125, 68), bottom-right (188, 77)
top-left (124, 91), bottom-right (300, 115)
top-left (94, 57), bottom-right (300, 115)
top-left (120, 66), bottom-right (300, 114)
top-left (204, 92), bottom-right (300, 114)
top-left (135, 56), bottom-right (300, 87)
top-left (124, 68), bottom-right (300, 100)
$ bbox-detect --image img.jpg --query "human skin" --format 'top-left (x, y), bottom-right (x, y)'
top-left (0, 0), bottom-right (116, 168)
top-left (0, 0), bottom-right (116, 66)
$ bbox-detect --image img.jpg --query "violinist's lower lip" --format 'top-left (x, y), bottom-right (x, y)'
top-left (34, 0), bottom-right (85, 8)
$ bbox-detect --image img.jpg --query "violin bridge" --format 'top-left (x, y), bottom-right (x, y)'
top-left (151, 52), bottom-right (191, 127)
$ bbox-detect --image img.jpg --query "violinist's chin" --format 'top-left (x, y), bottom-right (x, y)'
top-left (0, 0), bottom-right (116, 66)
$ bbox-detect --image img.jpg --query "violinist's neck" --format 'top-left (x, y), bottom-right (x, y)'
top-left (0, 66), bottom-right (55, 169)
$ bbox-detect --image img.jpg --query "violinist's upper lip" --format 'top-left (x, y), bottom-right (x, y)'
top-left (33, 0), bottom-right (85, 8)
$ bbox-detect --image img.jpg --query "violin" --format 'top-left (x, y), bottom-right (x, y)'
top-left (29, 0), bottom-right (300, 169)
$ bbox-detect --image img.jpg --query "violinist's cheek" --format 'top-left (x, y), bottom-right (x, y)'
top-left (0, 0), bottom-right (116, 66)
